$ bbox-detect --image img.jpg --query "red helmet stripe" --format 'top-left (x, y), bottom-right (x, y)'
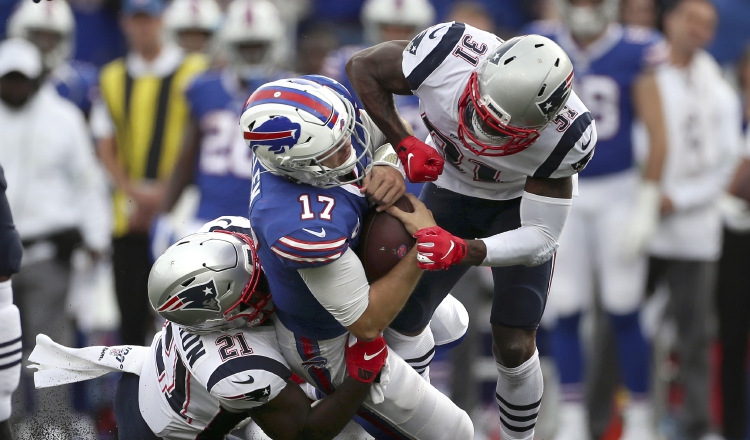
top-left (243, 130), bottom-right (296, 141)
top-left (245, 87), bottom-right (334, 123)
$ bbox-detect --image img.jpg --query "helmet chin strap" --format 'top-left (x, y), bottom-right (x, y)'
top-left (471, 108), bottom-right (509, 144)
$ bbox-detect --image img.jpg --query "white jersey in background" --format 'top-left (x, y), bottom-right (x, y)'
top-left (139, 321), bottom-right (291, 439)
top-left (402, 22), bottom-right (596, 200)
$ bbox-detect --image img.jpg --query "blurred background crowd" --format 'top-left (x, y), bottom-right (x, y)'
top-left (0, 0), bottom-right (749, 439)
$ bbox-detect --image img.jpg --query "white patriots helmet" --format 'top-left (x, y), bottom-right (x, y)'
top-left (148, 230), bottom-right (273, 335)
top-left (7, 0), bottom-right (75, 71)
top-left (164, 0), bottom-right (223, 50)
top-left (361, 0), bottom-right (436, 44)
top-left (457, 35), bottom-right (574, 156)
top-left (239, 77), bottom-right (373, 188)
top-left (557, 0), bottom-right (620, 38)
top-left (218, 0), bottom-right (287, 80)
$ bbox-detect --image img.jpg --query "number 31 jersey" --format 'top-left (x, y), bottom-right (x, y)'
top-left (403, 22), bottom-right (597, 201)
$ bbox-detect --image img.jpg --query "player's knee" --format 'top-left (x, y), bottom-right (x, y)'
top-left (0, 229), bottom-right (22, 277)
top-left (430, 294), bottom-right (469, 346)
top-left (454, 408), bottom-right (474, 439)
top-left (491, 326), bottom-right (536, 368)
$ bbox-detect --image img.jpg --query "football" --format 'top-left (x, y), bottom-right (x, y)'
top-left (356, 196), bottom-right (416, 282)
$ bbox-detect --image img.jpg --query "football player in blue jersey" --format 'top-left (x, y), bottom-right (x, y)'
top-left (8, 0), bottom-right (99, 117)
top-left (524, 1), bottom-right (669, 438)
top-left (242, 77), bottom-right (474, 439)
top-left (156, 0), bottom-right (293, 256)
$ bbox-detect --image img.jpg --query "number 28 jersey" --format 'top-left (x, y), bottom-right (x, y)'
top-left (404, 22), bottom-right (597, 201)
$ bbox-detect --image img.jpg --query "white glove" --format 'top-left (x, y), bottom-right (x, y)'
top-left (719, 192), bottom-right (750, 232)
top-left (621, 181), bottom-right (661, 261)
top-left (369, 358), bottom-right (390, 405)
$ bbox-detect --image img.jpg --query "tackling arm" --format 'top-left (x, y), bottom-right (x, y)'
top-left (346, 41), bottom-right (413, 147)
top-left (390, 176), bottom-right (572, 268)
top-left (246, 376), bottom-right (371, 440)
top-left (241, 336), bottom-right (388, 440)
top-left (347, 42), bottom-right (444, 182)
top-left (463, 176), bottom-right (573, 266)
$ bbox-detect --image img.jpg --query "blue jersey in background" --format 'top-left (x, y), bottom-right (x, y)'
top-left (528, 21), bottom-right (666, 177)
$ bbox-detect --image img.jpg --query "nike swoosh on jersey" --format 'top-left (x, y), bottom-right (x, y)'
top-left (407, 153), bottom-right (414, 172)
top-left (232, 375), bottom-right (255, 385)
top-left (302, 228), bottom-right (326, 238)
top-left (363, 347), bottom-right (386, 361)
top-left (582, 137), bottom-right (592, 150)
top-left (429, 26), bottom-right (445, 39)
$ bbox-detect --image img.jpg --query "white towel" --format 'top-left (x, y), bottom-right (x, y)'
top-left (27, 334), bottom-right (149, 388)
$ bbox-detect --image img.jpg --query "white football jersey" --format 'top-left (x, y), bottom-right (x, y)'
top-left (402, 22), bottom-right (597, 200)
top-left (139, 321), bottom-right (292, 439)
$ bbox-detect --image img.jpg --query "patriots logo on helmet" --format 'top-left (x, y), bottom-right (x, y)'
top-left (158, 279), bottom-right (220, 313)
top-left (244, 116), bottom-right (302, 155)
top-left (536, 71), bottom-right (574, 119)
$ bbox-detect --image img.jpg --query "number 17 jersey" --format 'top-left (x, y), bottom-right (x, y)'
top-left (403, 22), bottom-right (597, 201)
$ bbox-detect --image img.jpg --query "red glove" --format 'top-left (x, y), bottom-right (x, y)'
top-left (413, 226), bottom-right (468, 271)
top-left (396, 136), bottom-right (445, 183)
top-left (345, 334), bottom-right (387, 383)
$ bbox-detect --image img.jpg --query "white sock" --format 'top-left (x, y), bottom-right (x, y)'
top-left (0, 280), bottom-right (21, 422)
top-left (495, 349), bottom-right (543, 440)
top-left (383, 326), bottom-right (435, 381)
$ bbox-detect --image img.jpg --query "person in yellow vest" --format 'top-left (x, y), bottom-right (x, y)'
top-left (90, 0), bottom-right (207, 346)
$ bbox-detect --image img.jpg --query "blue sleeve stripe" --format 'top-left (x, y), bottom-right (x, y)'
top-left (533, 112), bottom-right (593, 178)
top-left (206, 355), bottom-right (291, 393)
top-left (406, 22), bottom-right (466, 91)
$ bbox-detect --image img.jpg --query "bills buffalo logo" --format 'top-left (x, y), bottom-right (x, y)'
top-left (301, 356), bottom-right (328, 371)
top-left (158, 279), bottom-right (220, 313)
top-left (244, 116), bottom-right (302, 155)
top-left (537, 71), bottom-right (574, 119)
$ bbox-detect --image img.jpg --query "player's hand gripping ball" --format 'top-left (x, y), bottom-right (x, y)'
top-left (345, 334), bottom-right (387, 383)
top-left (396, 136), bottom-right (445, 183)
top-left (413, 226), bottom-right (467, 271)
top-left (356, 195), bottom-right (416, 282)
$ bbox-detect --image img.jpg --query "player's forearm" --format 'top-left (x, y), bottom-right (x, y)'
top-left (346, 45), bottom-right (412, 147)
top-left (729, 159), bottom-right (750, 203)
top-left (300, 376), bottom-right (371, 440)
top-left (162, 124), bottom-right (200, 212)
top-left (467, 191), bottom-right (572, 267)
top-left (356, 247), bottom-right (421, 340)
top-left (633, 72), bottom-right (666, 182)
top-left (96, 137), bottom-right (131, 192)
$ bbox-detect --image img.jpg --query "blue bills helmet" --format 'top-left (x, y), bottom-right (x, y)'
top-left (240, 77), bottom-right (373, 188)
